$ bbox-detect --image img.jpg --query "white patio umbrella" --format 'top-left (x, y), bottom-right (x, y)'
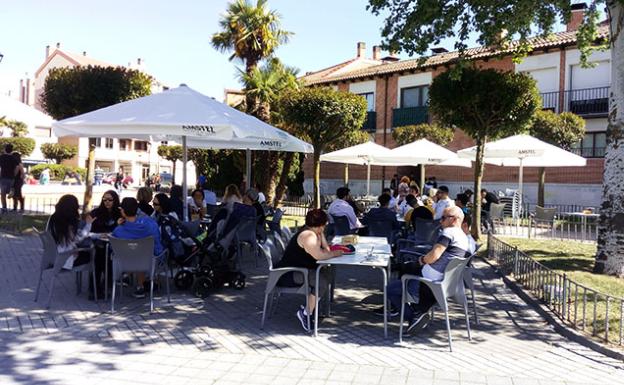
top-left (375, 139), bottom-right (472, 192)
top-left (320, 141), bottom-right (395, 196)
top-left (53, 85), bottom-right (313, 219)
top-left (0, 95), bottom-right (54, 128)
top-left (457, 134), bottom-right (586, 216)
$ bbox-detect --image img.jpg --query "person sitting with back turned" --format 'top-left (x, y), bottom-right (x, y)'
top-left (327, 187), bottom-right (361, 232)
top-left (362, 194), bottom-right (401, 231)
top-left (112, 197), bottom-right (163, 298)
top-left (275, 209), bottom-right (343, 332)
top-left (375, 207), bottom-right (468, 334)
top-left (382, 187), bottom-right (397, 211)
top-left (455, 193), bottom-right (470, 215)
top-left (432, 185), bottom-right (454, 220)
top-left (462, 214), bottom-right (477, 255)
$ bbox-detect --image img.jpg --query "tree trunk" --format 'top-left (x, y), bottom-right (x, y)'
top-left (595, 1), bottom-right (624, 276)
top-left (172, 160), bottom-right (177, 186)
top-left (274, 152), bottom-right (295, 207)
top-left (537, 167), bottom-right (546, 207)
top-left (313, 150), bottom-right (321, 209)
top-left (83, 145), bottom-right (95, 212)
top-left (471, 136), bottom-right (486, 240)
top-left (344, 164), bottom-right (349, 186)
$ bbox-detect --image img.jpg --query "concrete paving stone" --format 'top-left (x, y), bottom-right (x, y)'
top-left (304, 368), bottom-right (331, 380)
top-left (485, 375), bottom-right (514, 385)
top-left (352, 373), bottom-right (382, 384)
top-left (433, 380), bottom-right (460, 385)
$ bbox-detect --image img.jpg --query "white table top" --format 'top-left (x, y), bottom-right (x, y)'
top-left (321, 236), bottom-right (391, 267)
top-left (564, 212), bottom-right (600, 218)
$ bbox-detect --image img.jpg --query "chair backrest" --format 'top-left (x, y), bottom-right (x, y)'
top-left (205, 204), bottom-right (219, 218)
top-left (412, 218), bottom-right (440, 243)
top-left (267, 208), bottom-right (284, 233)
top-left (441, 256), bottom-right (473, 297)
top-left (180, 221), bottom-right (201, 237)
top-left (272, 231), bottom-right (287, 256)
top-left (38, 230), bottom-right (60, 270)
top-left (331, 215), bottom-right (351, 236)
top-left (535, 206), bottom-right (556, 221)
top-left (411, 205), bottom-right (434, 221)
top-left (281, 226), bottom-right (293, 241)
top-left (490, 203), bottom-right (506, 219)
top-left (260, 238), bottom-right (280, 269)
top-left (235, 216), bottom-right (258, 243)
top-left (109, 236), bottom-right (155, 279)
top-left (367, 219), bottom-right (395, 242)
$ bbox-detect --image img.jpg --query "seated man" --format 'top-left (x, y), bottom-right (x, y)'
top-left (455, 193), bottom-right (470, 215)
top-left (432, 185), bottom-right (455, 220)
top-left (382, 187), bottom-right (397, 211)
top-left (112, 197), bottom-right (164, 298)
top-left (327, 187), bottom-right (361, 232)
top-left (362, 194), bottom-right (401, 231)
top-left (377, 206), bottom-right (468, 333)
top-left (462, 214), bottom-right (477, 255)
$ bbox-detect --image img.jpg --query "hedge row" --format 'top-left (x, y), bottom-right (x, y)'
top-left (30, 164), bottom-right (87, 180)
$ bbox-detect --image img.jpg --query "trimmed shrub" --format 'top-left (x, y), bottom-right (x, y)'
top-left (0, 137), bottom-right (35, 157)
top-left (30, 164), bottom-right (87, 180)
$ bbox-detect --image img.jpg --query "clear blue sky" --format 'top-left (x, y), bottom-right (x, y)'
top-left (0, 0), bottom-right (465, 100)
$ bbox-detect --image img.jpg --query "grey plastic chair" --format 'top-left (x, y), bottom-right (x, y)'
top-left (462, 246), bottom-right (482, 325)
top-left (235, 216), bottom-right (260, 266)
top-left (399, 256), bottom-right (473, 351)
top-left (34, 230), bottom-right (97, 308)
top-left (532, 206), bottom-right (557, 237)
top-left (108, 236), bottom-right (169, 313)
top-left (330, 215), bottom-right (352, 236)
top-left (281, 226), bottom-right (293, 243)
top-left (367, 219), bottom-right (398, 244)
top-left (267, 209), bottom-right (284, 234)
top-left (271, 231), bottom-right (287, 257)
top-left (260, 239), bottom-right (310, 329)
top-left (489, 203), bottom-right (507, 233)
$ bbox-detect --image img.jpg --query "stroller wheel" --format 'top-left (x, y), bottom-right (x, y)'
top-left (174, 270), bottom-right (194, 290)
top-left (229, 273), bottom-right (246, 290)
top-left (197, 265), bottom-right (215, 279)
top-left (192, 277), bottom-right (214, 298)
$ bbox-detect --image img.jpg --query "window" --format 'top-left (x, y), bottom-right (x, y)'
top-left (88, 137), bottom-right (102, 147)
top-left (105, 138), bottom-right (114, 149)
top-left (134, 141), bottom-right (149, 151)
top-left (32, 127), bottom-right (51, 137)
top-left (160, 141), bottom-right (168, 145)
top-left (358, 92), bottom-right (375, 111)
top-left (119, 139), bottom-right (132, 151)
top-left (400, 85), bottom-right (429, 108)
top-left (572, 132), bottom-right (606, 158)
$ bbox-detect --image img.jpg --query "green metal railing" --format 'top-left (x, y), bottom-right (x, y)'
top-left (392, 106), bottom-right (428, 127)
top-left (362, 111), bottom-right (377, 132)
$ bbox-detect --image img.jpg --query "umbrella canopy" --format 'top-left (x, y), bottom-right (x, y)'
top-left (457, 134), bottom-right (586, 218)
top-left (0, 95), bottom-right (54, 128)
top-left (377, 139), bottom-right (471, 167)
top-left (320, 141), bottom-right (395, 195)
top-left (53, 84), bottom-right (313, 153)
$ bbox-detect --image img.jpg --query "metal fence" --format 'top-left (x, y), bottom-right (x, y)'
top-left (279, 195), bottom-right (313, 217)
top-left (488, 234), bottom-right (624, 345)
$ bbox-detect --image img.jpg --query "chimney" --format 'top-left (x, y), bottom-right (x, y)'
top-left (82, 51), bottom-right (87, 56)
top-left (356, 42), bottom-right (366, 58)
top-left (137, 58), bottom-right (142, 65)
top-left (56, 42), bottom-right (60, 49)
top-left (381, 50), bottom-right (400, 62)
top-left (372, 45), bottom-right (381, 60)
top-left (431, 47), bottom-right (448, 55)
top-left (567, 2), bottom-right (587, 32)
top-left (45, 45), bottom-right (50, 59)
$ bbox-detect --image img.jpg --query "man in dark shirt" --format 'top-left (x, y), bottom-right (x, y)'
top-left (362, 194), bottom-right (400, 230)
top-left (0, 144), bottom-right (18, 213)
top-left (481, 188), bottom-right (500, 212)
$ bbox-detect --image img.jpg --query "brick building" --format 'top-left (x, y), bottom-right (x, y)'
top-left (299, 5), bottom-right (610, 207)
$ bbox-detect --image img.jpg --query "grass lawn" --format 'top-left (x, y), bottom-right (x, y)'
top-left (500, 237), bottom-right (624, 344)
top-left (0, 213), bottom-right (49, 233)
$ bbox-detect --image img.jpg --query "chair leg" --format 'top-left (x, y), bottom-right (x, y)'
top-left (471, 287), bottom-right (479, 325)
top-left (75, 272), bottom-right (81, 295)
top-left (111, 281), bottom-right (116, 313)
top-left (304, 291), bottom-right (310, 331)
top-left (149, 277), bottom-right (155, 313)
top-left (444, 309), bottom-right (453, 352)
top-left (165, 269), bottom-right (171, 303)
top-left (261, 292), bottom-right (270, 329)
top-left (464, 298), bottom-right (472, 341)
top-left (46, 275), bottom-right (56, 309)
top-left (34, 270), bottom-right (43, 302)
top-left (92, 269), bottom-right (98, 303)
top-left (399, 282), bottom-right (407, 343)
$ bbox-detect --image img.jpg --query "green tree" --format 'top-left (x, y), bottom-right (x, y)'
top-left (1, 119), bottom-right (28, 137)
top-left (529, 110), bottom-right (586, 206)
top-left (40, 143), bottom-right (79, 164)
top-left (0, 138), bottom-right (35, 157)
top-left (41, 65), bottom-right (152, 120)
top-left (157, 145), bottom-right (184, 185)
top-left (392, 123), bottom-right (454, 146)
top-left (280, 87), bottom-right (368, 208)
top-left (212, 0), bottom-right (292, 112)
top-left (429, 68), bottom-right (540, 239)
top-left (366, 0), bottom-right (624, 277)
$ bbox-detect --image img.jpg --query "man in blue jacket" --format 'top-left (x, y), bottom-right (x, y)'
top-left (112, 197), bottom-right (164, 298)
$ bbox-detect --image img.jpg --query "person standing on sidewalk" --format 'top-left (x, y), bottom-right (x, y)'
top-left (0, 144), bottom-right (18, 214)
top-left (11, 152), bottom-right (25, 212)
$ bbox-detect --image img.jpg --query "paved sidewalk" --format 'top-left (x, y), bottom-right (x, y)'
top-left (1, 231), bottom-right (623, 385)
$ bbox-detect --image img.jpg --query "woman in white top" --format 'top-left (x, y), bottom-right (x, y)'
top-left (222, 184), bottom-right (242, 204)
top-left (48, 194), bottom-right (96, 269)
top-left (187, 189), bottom-right (207, 221)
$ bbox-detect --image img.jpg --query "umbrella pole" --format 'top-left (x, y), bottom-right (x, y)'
top-left (182, 135), bottom-right (188, 222)
top-left (366, 162), bottom-right (371, 196)
top-left (246, 149), bottom-right (251, 191)
top-left (420, 164), bottom-right (425, 195)
top-left (517, 158), bottom-right (524, 232)
top-left (344, 164), bottom-right (349, 187)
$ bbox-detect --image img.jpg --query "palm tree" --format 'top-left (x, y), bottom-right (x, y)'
top-left (212, 0), bottom-right (291, 78)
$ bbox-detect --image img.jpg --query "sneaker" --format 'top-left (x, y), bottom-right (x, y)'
top-left (132, 286), bottom-right (146, 298)
top-left (373, 305), bottom-right (399, 317)
top-left (296, 308), bottom-right (311, 332)
top-left (406, 311), bottom-right (431, 334)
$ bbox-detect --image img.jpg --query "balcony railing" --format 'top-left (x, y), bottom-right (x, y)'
top-left (362, 111), bottom-right (377, 132)
top-left (392, 106), bottom-right (428, 127)
top-left (571, 146), bottom-right (606, 158)
top-left (540, 86), bottom-right (610, 117)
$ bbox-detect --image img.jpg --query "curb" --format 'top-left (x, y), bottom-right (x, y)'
top-left (480, 256), bottom-right (624, 361)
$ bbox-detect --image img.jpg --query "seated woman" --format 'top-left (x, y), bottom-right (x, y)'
top-left (222, 184), bottom-right (242, 204)
top-left (169, 185), bottom-right (185, 220)
top-left (89, 190), bottom-right (121, 297)
top-left (48, 194), bottom-right (96, 297)
top-left (187, 189), bottom-right (207, 221)
top-left (136, 187), bottom-right (154, 217)
top-left (274, 209), bottom-right (343, 332)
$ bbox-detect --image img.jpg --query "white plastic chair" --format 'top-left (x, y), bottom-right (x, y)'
top-left (399, 256), bottom-right (473, 351)
top-left (34, 230), bottom-right (97, 308)
top-left (108, 236), bottom-right (169, 313)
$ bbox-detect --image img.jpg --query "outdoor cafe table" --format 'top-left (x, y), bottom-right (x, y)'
top-left (562, 211), bottom-right (600, 240)
top-left (313, 236), bottom-right (392, 338)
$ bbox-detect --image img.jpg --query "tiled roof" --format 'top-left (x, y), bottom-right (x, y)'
top-left (61, 50), bottom-right (116, 68)
top-left (302, 26), bottom-right (609, 85)
top-left (302, 58), bottom-right (384, 84)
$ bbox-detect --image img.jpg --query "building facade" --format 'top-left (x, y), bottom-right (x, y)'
top-left (18, 43), bottom-right (193, 185)
top-left (300, 5), bottom-right (609, 206)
